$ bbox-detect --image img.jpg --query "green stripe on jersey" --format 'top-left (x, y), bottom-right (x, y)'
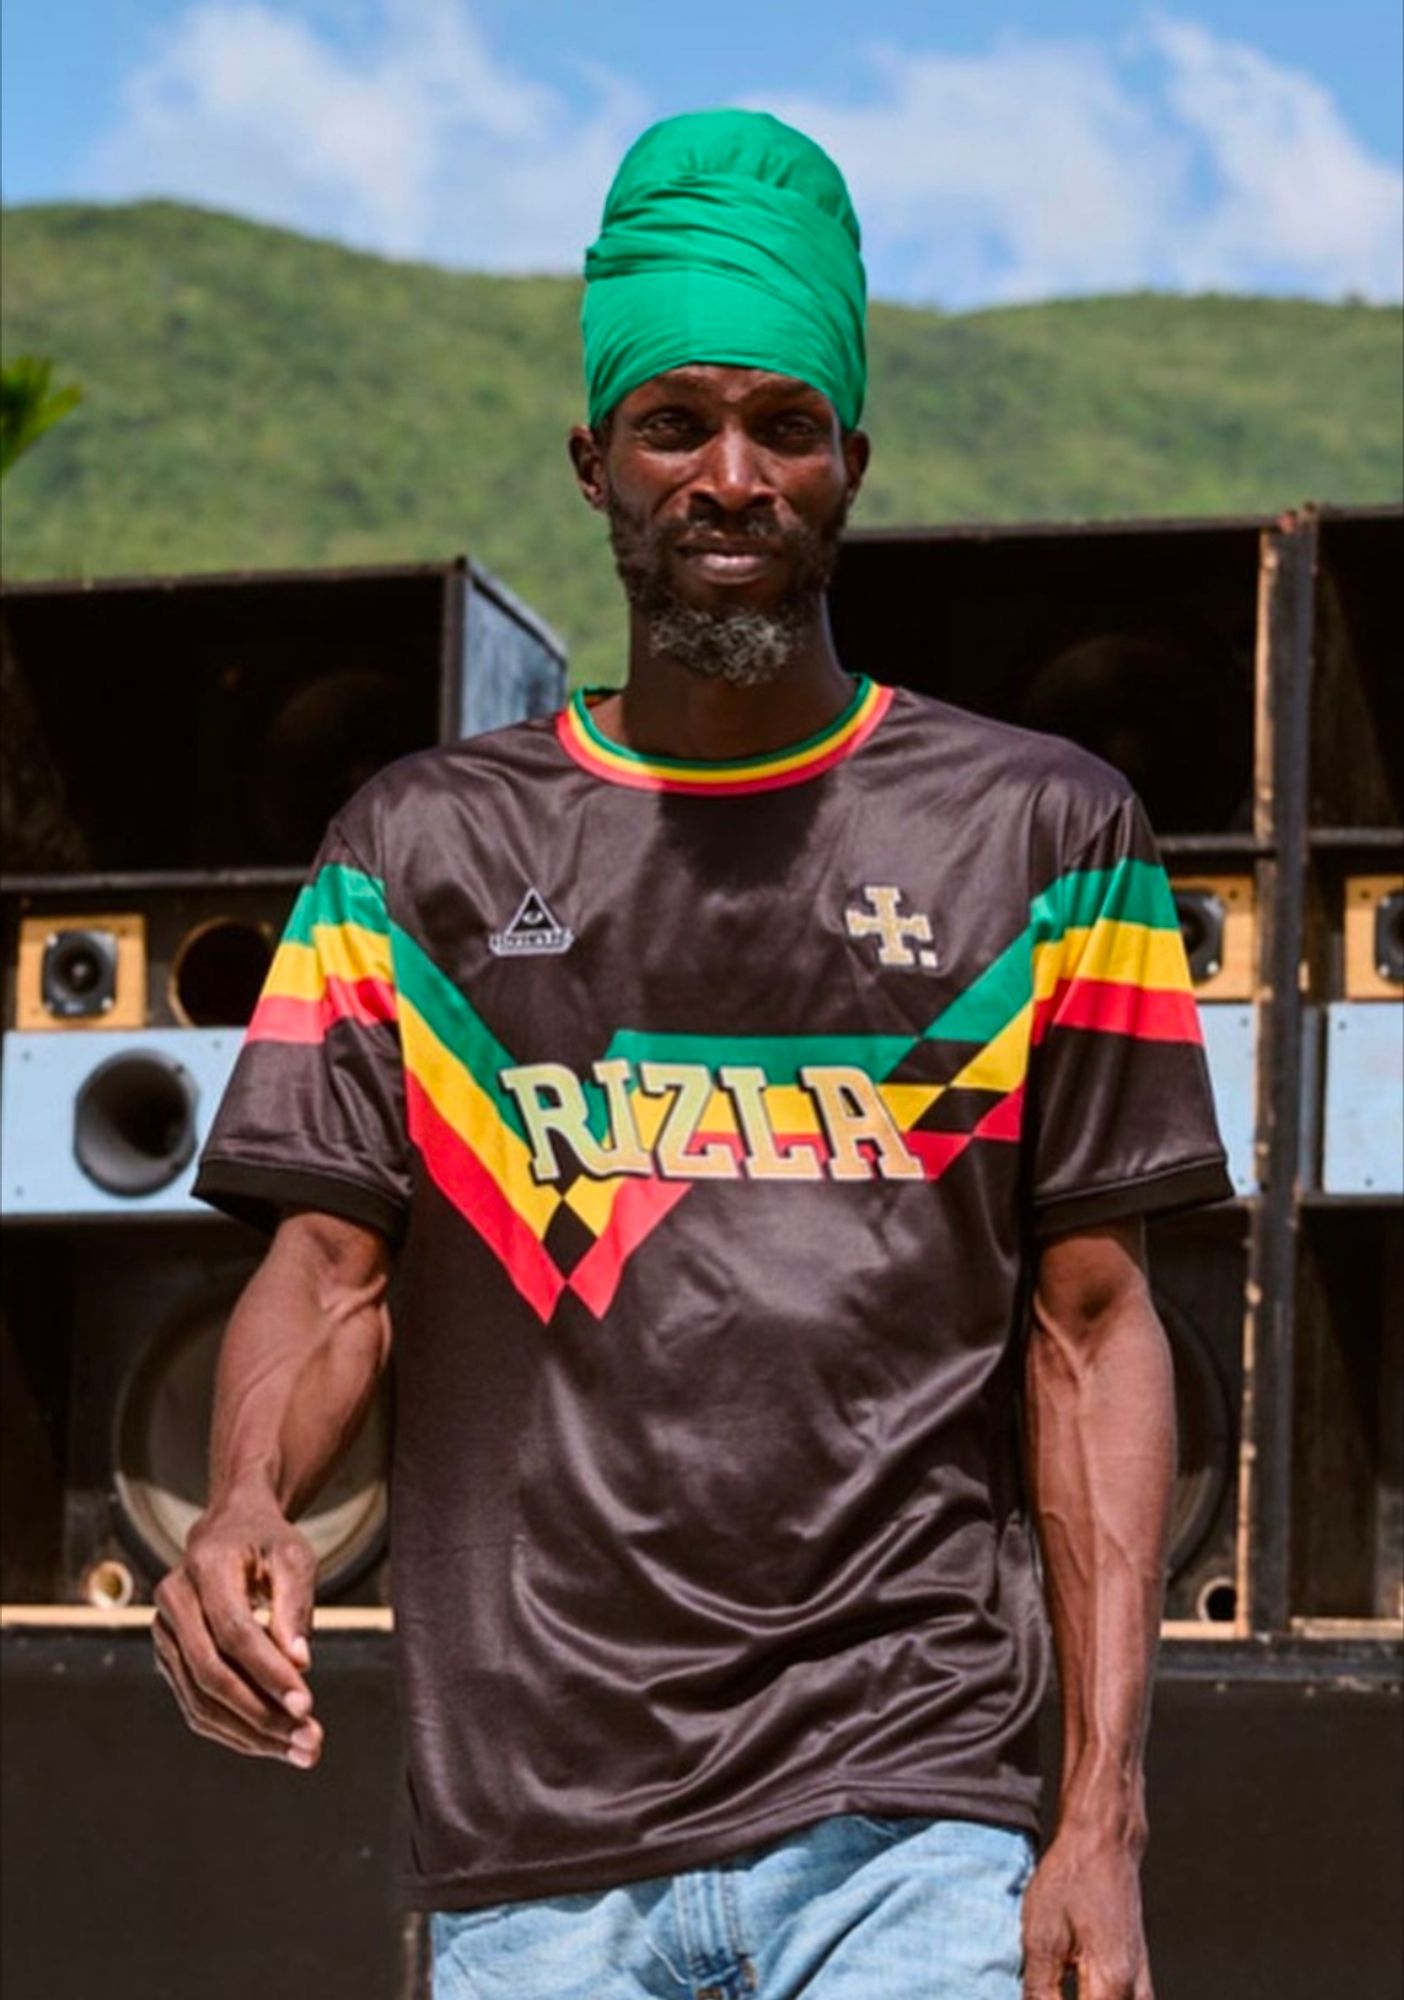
top-left (282, 862), bottom-right (391, 944)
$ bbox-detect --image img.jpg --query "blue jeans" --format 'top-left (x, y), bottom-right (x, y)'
top-left (431, 1813), bottom-right (1036, 1998)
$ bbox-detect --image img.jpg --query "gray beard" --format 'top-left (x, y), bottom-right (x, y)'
top-left (606, 498), bottom-right (846, 688)
top-left (641, 598), bottom-right (813, 688)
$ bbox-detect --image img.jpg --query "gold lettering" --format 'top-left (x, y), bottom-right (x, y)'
top-left (590, 1058), bottom-right (652, 1175)
top-left (799, 1065), bottom-right (924, 1181)
top-left (718, 1065), bottom-right (822, 1180)
top-left (638, 1061), bottom-right (740, 1179)
top-left (501, 1062), bottom-right (615, 1182)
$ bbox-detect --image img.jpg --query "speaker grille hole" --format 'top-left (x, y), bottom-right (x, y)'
top-left (1196, 1577), bottom-right (1239, 1624)
top-left (84, 1559), bottom-right (136, 1609)
top-left (171, 918), bottom-right (273, 1027)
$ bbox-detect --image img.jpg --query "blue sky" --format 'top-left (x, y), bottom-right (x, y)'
top-left (4, 0), bottom-right (1401, 306)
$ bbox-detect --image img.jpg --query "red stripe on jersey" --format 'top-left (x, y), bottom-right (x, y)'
top-left (901, 1128), bottom-right (975, 1179)
top-left (567, 1178), bottom-right (692, 1319)
top-left (975, 1083), bottom-right (1026, 1143)
top-left (405, 1073), bottom-right (565, 1323)
top-left (246, 976), bottom-right (398, 1043)
top-left (1033, 980), bottom-right (1203, 1046)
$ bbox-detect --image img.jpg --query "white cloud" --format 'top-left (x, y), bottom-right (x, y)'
top-left (82, 3), bottom-right (1402, 304)
top-left (1146, 15), bottom-right (1403, 300)
top-left (84, 0), bottom-right (644, 270)
top-left (753, 36), bottom-right (1188, 305)
top-left (756, 17), bottom-right (1403, 305)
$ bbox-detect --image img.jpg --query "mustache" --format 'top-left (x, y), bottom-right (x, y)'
top-left (671, 516), bottom-right (784, 548)
top-left (605, 488), bottom-right (850, 617)
top-left (653, 513), bottom-right (827, 564)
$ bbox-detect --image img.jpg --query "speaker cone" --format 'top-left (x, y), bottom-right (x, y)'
top-left (1160, 1291), bottom-right (1235, 1591)
top-left (113, 1287), bottom-right (390, 1593)
top-left (255, 668), bottom-right (424, 857)
top-left (1016, 633), bottom-right (1249, 833)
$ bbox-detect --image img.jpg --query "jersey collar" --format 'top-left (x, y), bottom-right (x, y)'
top-left (556, 675), bottom-right (892, 796)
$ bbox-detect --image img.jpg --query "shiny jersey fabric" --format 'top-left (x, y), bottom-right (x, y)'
top-left (195, 681), bottom-right (1231, 1909)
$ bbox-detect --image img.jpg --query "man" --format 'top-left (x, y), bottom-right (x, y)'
top-left (156, 110), bottom-right (1230, 1999)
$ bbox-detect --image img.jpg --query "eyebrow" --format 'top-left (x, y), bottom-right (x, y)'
top-left (634, 371), bottom-right (830, 411)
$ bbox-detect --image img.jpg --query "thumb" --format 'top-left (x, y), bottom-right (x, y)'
top-left (267, 1531), bottom-right (317, 1669)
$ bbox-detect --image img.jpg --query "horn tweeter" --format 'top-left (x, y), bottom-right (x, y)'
top-left (72, 1051), bottom-right (199, 1197)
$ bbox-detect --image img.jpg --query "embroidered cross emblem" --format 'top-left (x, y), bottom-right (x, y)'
top-left (845, 885), bottom-right (938, 969)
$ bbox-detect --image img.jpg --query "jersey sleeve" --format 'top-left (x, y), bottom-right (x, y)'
top-left (1026, 787), bottom-right (1232, 1236)
top-left (192, 819), bottom-right (411, 1240)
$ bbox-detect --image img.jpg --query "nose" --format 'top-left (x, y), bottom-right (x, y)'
top-left (691, 422), bottom-right (774, 516)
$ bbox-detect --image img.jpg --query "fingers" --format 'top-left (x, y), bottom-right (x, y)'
top-left (1021, 1941), bottom-right (1069, 2000)
top-left (267, 1532), bottom-right (316, 1675)
top-left (1077, 1957), bottom-right (1152, 2000)
top-left (184, 1543), bottom-right (315, 1719)
top-left (1085, 1947), bottom-right (1148, 2000)
top-left (1022, 1905), bottom-right (1073, 2000)
top-left (152, 1584), bottom-right (322, 1767)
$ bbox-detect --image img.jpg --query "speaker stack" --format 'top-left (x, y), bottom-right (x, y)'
top-left (5, 520), bottom-right (1399, 1998)
top-left (1, 558), bottom-right (563, 1609)
top-left (1, 560), bottom-right (563, 2000)
top-left (830, 505), bottom-right (1403, 1998)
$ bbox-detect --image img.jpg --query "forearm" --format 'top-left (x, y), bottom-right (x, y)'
top-left (1024, 1237), bottom-right (1175, 1852)
top-left (208, 1209), bottom-right (393, 1520)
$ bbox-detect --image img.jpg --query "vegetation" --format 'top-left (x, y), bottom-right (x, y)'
top-left (1, 354), bottom-right (83, 479)
top-left (3, 200), bottom-right (1400, 685)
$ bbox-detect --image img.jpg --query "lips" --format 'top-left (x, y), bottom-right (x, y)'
top-left (675, 542), bottom-right (782, 582)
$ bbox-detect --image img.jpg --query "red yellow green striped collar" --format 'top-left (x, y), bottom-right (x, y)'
top-left (556, 675), bottom-right (893, 796)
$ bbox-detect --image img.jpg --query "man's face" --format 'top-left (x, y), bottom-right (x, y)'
top-left (570, 366), bottom-right (869, 686)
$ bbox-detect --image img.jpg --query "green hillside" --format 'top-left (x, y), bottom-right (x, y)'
top-left (4, 200), bottom-right (1401, 687)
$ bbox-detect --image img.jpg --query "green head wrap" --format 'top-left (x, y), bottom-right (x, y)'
top-left (582, 108), bottom-right (867, 431)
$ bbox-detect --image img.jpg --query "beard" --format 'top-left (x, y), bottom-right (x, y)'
top-left (605, 493), bottom-right (849, 688)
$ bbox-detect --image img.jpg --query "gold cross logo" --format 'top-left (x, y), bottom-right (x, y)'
top-left (845, 886), bottom-right (938, 969)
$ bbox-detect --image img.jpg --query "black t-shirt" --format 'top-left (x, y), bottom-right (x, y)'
top-left (195, 677), bottom-right (1230, 1909)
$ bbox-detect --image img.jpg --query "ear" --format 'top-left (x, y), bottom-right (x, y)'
top-left (841, 427), bottom-right (871, 508)
top-left (568, 424), bottom-right (609, 513)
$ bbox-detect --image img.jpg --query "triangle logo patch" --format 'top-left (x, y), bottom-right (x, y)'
top-left (488, 887), bottom-right (574, 957)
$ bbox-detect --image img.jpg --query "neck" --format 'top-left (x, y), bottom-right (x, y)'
top-left (591, 603), bottom-right (855, 762)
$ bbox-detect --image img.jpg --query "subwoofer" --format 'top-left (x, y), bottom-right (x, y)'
top-left (1149, 1206), bottom-right (1249, 1630)
top-left (0, 1222), bottom-right (391, 1610)
top-left (0, 560), bottom-right (565, 875)
top-left (828, 519), bottom-right (1259, 836)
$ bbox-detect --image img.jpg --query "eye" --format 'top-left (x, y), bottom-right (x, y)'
top-left (637, 408), bottom-right (707, 448)
top-left (760, 412), bottom-right (825, 449)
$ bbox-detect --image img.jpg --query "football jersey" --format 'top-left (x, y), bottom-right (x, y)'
top-left (195, 675), bottom-right (1231, 1909)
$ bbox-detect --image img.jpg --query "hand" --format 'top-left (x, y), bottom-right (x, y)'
top-left (1021, 1826), bottom-right (1153, 1999)
top-left (152, 1494), bottom-right (323, 1771)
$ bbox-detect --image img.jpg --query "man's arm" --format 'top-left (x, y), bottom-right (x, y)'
top-left (1020, 1217), bottom-right (1171, 2000)
top-left (152, 1208), bottom-right (393, 1770)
